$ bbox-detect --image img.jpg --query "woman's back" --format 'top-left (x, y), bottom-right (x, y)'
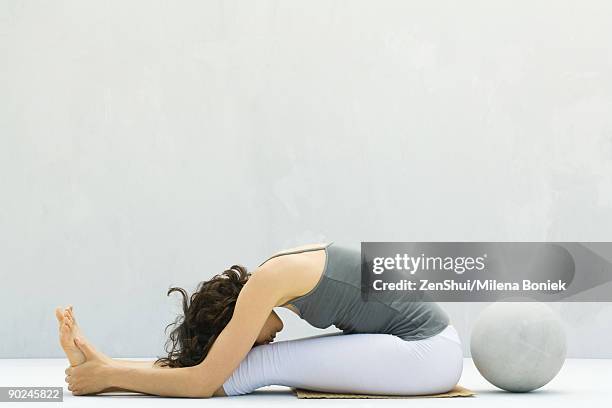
top-left (263, 242), bottom-right (449, 341)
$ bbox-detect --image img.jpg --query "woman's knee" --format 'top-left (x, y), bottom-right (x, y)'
top-left (421, 337), bottom-right (464, 393)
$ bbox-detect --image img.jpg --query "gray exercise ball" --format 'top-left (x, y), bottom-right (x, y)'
top-left (470, 302), bottom-right (566, 392)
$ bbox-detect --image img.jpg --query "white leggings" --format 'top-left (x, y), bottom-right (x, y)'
top-left (222, 325), bottom-right (463, 396)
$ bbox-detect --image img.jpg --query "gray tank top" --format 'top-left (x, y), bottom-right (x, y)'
top-left (260, 242), bottom-right (449, 341)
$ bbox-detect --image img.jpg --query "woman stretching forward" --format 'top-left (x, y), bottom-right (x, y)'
top-left (58, 242), bottom-right (463, 397)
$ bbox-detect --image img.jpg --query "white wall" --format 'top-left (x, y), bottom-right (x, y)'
top-left (1, 0), bottom-right (612, 358)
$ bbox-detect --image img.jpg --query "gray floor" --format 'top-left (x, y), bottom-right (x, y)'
top-left (0, 358), bottom-right (609, 407)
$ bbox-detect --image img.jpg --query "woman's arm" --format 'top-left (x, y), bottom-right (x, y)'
top-left (81, 267), bottom-right (288, 397)
top-left (98, 360), bottom-right (226, 396)
top-left (97, 360), bottom-right (166, 394)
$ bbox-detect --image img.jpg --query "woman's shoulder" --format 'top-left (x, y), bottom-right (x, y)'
top-left (267, 242), bottom-right (331, 259)
top-left (254, 242), bottom-right (328, 271)
top-left (251, 243), bottom-right (330, 305)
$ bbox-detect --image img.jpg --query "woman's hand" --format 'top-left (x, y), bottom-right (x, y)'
top-left (64, 337), bottom-right (117, 395)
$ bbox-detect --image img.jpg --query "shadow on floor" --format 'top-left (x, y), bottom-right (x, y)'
top-left (474, 389), bottom-right (570, 397)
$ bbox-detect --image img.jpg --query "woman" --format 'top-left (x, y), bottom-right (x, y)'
top-left (57, 242), bottom-right (463, 397)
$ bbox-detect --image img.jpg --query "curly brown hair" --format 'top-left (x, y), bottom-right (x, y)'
top-left (155, 265), bottom-right (251, 368)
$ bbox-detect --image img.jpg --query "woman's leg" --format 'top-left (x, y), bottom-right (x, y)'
top-left (222, 326), bottom-right (463, 396)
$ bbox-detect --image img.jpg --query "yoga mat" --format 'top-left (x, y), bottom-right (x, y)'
top-left (293, 385), bottom-right (475, 399)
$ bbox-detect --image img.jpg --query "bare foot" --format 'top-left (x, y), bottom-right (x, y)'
top-left (54, 305), bottom-right (87, 366)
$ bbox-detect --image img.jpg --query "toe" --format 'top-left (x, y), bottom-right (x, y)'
top-left (55, 308), bottom-right (65, 325)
